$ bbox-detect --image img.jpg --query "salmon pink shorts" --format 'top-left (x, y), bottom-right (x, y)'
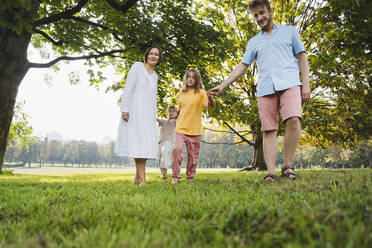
top-left (258, 86), bottom-right (302, 131)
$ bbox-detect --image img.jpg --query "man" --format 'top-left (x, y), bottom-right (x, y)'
top-left (208, 0), bottom-right (310, 181)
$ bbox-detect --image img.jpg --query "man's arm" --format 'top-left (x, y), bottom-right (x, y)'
top-left (208, 63), bottom-right (249, 96)
top-left (297, 52), bottom-right (310, 103)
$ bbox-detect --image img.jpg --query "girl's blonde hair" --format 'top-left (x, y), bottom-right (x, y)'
top-left (182, 69), bottom-right (203, 93)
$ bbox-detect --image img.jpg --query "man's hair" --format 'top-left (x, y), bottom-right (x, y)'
top-left (144, 45), bottom-right (163, 66)
top-left (248, 0), bottom-right (271, 11)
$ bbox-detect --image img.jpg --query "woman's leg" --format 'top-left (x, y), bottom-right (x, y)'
top-left (135, 158), bottom-right (147, 185)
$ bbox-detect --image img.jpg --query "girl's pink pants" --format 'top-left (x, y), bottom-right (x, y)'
top-left (172, 132), bottom-right (201, 180)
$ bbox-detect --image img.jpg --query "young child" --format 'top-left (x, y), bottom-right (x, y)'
top-left (171, 69), bottom-right (215, 184)
top-left (157, 106), bottom-right (178, 179)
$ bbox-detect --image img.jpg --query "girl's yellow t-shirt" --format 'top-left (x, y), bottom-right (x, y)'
top-left (176, 89), bottom-right (208, 135)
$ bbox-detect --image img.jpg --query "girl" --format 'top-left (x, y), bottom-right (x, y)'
top-left (157, 106), bottom-right (178, 179)
top-left (171, 69), bottom-right (215, 184)
top-left (115, 45), bottom-right (163, 186)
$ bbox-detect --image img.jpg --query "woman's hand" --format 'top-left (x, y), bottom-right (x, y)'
top-left (121, 112), bottom-right (130, 122)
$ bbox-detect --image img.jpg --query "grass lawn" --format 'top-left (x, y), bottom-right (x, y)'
top-left (0, 169), bottom-right (371, 247)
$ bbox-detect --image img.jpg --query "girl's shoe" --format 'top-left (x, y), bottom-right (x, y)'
top-left (171, 178), bottom-right (179, 184)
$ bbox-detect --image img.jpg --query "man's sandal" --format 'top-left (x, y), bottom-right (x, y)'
top-left (281, 166), bottom-right (297, 179)
top-left (264, 174), bottom-right (276, 182)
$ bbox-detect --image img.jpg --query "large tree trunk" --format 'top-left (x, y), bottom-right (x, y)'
top-left (240, 132), bottom-right (267, 171)
top-left (0, 28), bottom-right (32, 172)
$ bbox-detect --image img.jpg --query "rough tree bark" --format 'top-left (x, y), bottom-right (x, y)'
top-left (239, 131), bottom-right (267, 171)
top-left (0, 29), bottom-right (32, 173)
top-left (223, 122), bottom-right (267, 171)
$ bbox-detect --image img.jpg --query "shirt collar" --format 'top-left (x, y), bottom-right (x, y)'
top-left (260, 23), bottom-right (278, 35)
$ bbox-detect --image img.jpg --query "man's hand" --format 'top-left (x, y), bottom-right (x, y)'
top-left (208, 63), bottom-right (249, 96)
top-left (207, 85), bottom-right (224, 96)
top-left (121, 112), bottom-right (129, 122)
top-left (301, 85), bottom-right (311, 104)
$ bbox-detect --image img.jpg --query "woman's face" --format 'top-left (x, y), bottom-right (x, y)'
top-left (146, 48), bottom-right (160, 66)
top-left (186, 71), bottom-right (196, 88)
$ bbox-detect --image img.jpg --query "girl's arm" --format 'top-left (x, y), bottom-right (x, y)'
top-left (207, 92), bottom-right (215, 108)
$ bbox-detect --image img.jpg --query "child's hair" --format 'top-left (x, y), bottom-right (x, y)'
top-left (167, 106), bottom-right (177, 112)
top-left (248, 0), bottom-right (271, 11)
top-left (167, 105), bottom-right (178, 119)
top-left (144, 45), bottom-right (163, 66)
top-left (182, 69), bottom-right (203, 93)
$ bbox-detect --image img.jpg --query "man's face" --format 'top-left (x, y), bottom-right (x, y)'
top-left (251, 5), bottom-right (272, 31)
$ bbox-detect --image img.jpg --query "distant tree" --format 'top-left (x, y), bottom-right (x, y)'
top-left (348, 142), bottom-right (372, 168)
top-left (47, 140), bottom-right (64, 165)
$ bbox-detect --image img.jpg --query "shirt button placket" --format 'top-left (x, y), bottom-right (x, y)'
top-left (269, 35), bottom-right (274, 92)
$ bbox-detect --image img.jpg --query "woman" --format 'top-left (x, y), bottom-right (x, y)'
top-left (115, 45), bottom-right (163, 185)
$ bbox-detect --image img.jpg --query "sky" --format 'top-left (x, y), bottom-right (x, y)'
top-left (16, 49), bottom-right (123, 143)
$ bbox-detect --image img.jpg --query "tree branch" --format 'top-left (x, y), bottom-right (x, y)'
top-left (201, 140), bottom-right (245, 145)
top-left (33, 28), bottom-right (64, 46)
top-left (69, 16), bottom-right (124, 42)
top-left (28, 49), bottom-right (126, 68)
top-left (104, 0), bottom-right (139, 13)
top-left (224, 121), bottom-right (255, 146)
top-left (70, 16), bottom-right (108, 29)
top-left (203, 127), bottom-right (255, 134)
top-left (33, 0), bottom-right (89, 26)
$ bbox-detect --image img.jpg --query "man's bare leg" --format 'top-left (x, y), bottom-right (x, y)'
top-left (263, 130), bottom-right (277, 181)
top-left (283, 117), bottom-right (301, 178)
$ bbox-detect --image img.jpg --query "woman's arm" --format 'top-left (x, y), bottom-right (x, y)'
top-left (120, 63), bottom-right (139, 121)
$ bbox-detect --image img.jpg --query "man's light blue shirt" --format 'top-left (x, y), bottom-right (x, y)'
top-left (241, 24), bottom-right (306, 97)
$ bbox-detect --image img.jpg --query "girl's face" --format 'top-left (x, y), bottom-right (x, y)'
top-left (168, 109), bottom-right (178, 119)
top-left (146, 48), bottom-right (160, 66)
top-left (186, 71), bottom-right (196, 88)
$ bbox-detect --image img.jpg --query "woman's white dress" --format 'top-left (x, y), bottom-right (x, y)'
top-left (115, 62), bottom-right (158, 159)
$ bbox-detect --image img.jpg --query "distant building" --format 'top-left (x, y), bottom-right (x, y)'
top-left (102, 135), bottom-right (113, 144)
top-left (46, 132), bottom-right (63, 141)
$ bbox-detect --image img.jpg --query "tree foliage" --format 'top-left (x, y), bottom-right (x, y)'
top-left (0, 0), bottom-right (229, 169)
top-left (7, 102), bottom-right (34, 148)
top-left (194, 0), bottom-right (371, 151)
top-left (301, 0), bottom-right (372, 148)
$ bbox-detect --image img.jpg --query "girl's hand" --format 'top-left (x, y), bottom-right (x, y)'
top-left (207, 92), bottom-right (216, 108)
top-left (122, 112), bottom-right (130, 122)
